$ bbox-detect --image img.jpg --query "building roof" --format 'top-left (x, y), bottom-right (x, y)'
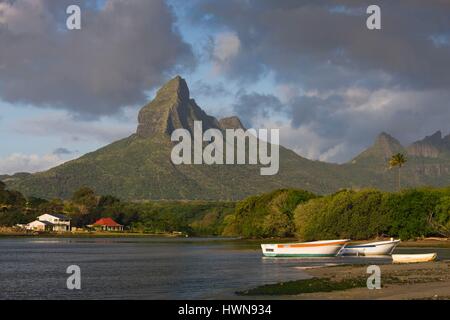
top-left (28, 220), bottom-right (54, 226)
top-left (93, 217), bottom-right (123, 227)
top-left (39, 213), bottom-right (71, 220)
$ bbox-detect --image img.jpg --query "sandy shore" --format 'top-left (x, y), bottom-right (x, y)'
top-left (293, 261), bottom-right (450, 300)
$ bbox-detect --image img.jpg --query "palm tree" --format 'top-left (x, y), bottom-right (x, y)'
top-left (389, 153), bottom-right (407, 191)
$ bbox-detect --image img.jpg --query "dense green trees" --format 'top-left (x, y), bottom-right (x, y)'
top-left (0, 183), bottom-right (235, 234)
top-left (386, 189), bottom-right (437, 239)
top-left (430, 196), bottom-right (450, 237)
top-left (66, 188), bottom-right (235, 234)
top-left (1, 183), bottom-right (36, 225)
top-left (226, 189), bottom-right (317, 238)
top-left (0, 187), bottom-right (26, 207)
top-left (1, 180), bottom-right (450, 239)
top-left (294, 187), bottom-right (450, 240)
top-left (295, 190), bottom-right (391, 240)
top-left (70, 186), bottom-right (99, 215)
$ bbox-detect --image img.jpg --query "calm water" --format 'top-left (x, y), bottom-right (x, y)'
top-left (0, 237), bottom-right (448, 300)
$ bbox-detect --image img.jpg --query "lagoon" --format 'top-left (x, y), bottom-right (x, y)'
top-left (0, 237), bottom-right (448, 299)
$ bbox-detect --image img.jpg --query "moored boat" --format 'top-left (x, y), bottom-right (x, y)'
top-left (392, 253), bottom-right (437, 264)
top-left (261, 239), bottom-right (350, 257)
top-left (341, 239), bottom-right (400, 256)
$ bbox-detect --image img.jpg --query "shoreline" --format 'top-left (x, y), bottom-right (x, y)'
top-left (0, 232), bottom-right (449, 247)
top-left (0, 231), bottom-right (188, 238)
top-left (238, 260), bottom-right (450, 300)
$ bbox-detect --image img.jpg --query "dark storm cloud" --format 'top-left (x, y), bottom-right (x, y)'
top-left (232, 91), bottom-right (287, 127)
top-left (0, 0), bottom-right (195, 117)
top-left (290, 95), bottom-right (347, 136)
top-left (182, 0), bottom-right (450, 162)
top-left (191, 80), bottom-right (231, 98)
top-left (190, 0), bottom-right (450, 90)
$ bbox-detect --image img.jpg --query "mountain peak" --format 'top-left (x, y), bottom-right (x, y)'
top-left (374, 132), bottom-right (401, 149)
top-left (154, 75), bottom-right (190, 102)
top-left (351, 132), bottom-right (404, 164)
top-left (136, 76), bottom-right (220, 139)
top-left (407, 130), bottom-right (445, 158)
top-left (219, 116), bottom-right (246, 130)
top-left (444, 133), bottom-right (450, 142)
top-left (427, 130), bottom-right (442, 142)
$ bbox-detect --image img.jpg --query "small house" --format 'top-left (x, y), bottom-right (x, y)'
top-left (90, 217), bottom-right (124, 232)
top-left (25, 220), bottom-right (54, 231)
top-left (26, 213), bottom-right (71, 232)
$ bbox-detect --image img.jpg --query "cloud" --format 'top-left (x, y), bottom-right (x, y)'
top-left (211, 31), bottom-right (240, 74)
top-left (192, 0), bottom-right (450, 90)
top-left (185, 0), bottom-right (450, 162)
top-left (13, 112), bottom-right (135, 143)
top-left (229, 85), bottom-right (450, 163)
top-left (0, 153), bottom-right (70, 175)
top-left (191, 80), bottom-right (231, 98)
top-left (286, 87), bottom-right (450, 162)
top-left (53, 147), bottom-right (75, 155)
top-left (3, 0), bottom-right (450, 166)
top-left (0, 0), bottom-right (195, 118)
top-left (232, 91), bottom-right (287, 128)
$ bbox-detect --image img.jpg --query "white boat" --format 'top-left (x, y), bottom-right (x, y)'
top-left (341, 239), bottom-right (401, 256)
top-left (392, 253), bottom-right (437, 264)
top-left (261, 239), bottom-right (350, 257)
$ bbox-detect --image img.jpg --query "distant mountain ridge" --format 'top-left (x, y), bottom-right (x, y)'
top-left (3, 76), bottom-right (450, 200)
top-left (351, 132), bottom-right (405, 165)
top-left (352, 130), bottom-right (450, 164)
top-left (407, 131), bottom-right (450, 158)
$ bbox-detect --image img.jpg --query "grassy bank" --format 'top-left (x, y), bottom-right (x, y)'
top-left (237, 277), bottom-right (367, 296)
top-left (238, 261), bottom-right (450, 299)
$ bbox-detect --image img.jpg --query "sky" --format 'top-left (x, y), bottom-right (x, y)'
top-left (1, 0), bottom-right (450, 174)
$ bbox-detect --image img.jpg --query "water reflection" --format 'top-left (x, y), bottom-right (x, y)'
top-left (0, 237), bottom-right (448, 299)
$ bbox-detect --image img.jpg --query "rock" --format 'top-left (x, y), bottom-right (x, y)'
top-left (407, 131), bottom-right (444, 158)
top-left (218, 116), bottom-right (246, 130)
top-left (136, 75), bottom-right (220, 138)
top-left (351, 132), bottom-right (405, 164)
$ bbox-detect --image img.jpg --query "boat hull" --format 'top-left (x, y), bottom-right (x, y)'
top-left (341, 240), bottom-right (400, 256)
top-left (262, 253), bottom-right (338, 257)
top-left (392, 253), bottom-right (437, 264)
top-left (261, 240), bottom-right (349, 257)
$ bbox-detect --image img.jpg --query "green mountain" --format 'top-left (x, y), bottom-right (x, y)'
top-left (3, 76), bottom-right (450, 200)
top-left (2, 77), bottom-right (350, 200)
top-left (345, 131), bottom-right (450, 190)
top-left (351, 132), bottom-right (405, 167)
top-left (407, 131), bottom-right (450, 159)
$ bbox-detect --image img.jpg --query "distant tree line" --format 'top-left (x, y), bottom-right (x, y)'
top-left (0, 183), bottom-right (235, 235)
top-left (1, 180), bottom-right (449, 239)
top-left (222, 188), bottom-right (450, 240)
top-left (222, 189), bottom-right (316, 238)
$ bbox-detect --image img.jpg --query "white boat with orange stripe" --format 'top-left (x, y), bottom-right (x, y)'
top-left (261, 239), bottom-right (350, 257)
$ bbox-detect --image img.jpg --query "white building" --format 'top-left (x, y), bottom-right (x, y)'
top-left (26, 213), bottom-right (71, 232)
top-left (25, 220), bottom-right (54, 231)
